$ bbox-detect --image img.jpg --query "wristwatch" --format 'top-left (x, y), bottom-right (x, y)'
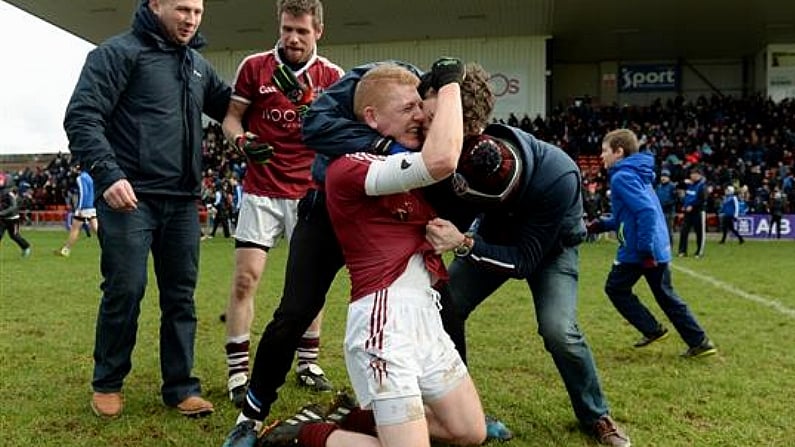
top-left (453, 232), bottom-right (475, 257)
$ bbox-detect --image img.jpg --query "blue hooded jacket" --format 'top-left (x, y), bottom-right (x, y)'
top-left (719, 193), bottom-right (740, 218)
top-left (682, 176), bottom-right (707, 212)
top-left (602, 152), bottom-right (671, 263)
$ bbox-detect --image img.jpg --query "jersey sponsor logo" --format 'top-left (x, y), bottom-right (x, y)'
top-left (258, 85), bottom-right (280, 94)
top-left (261, 108), bottom-right (302, 128)
top-left (259, 84), bottom-right (325, 96)
top-left (400, 159), bottom-right (412, 170)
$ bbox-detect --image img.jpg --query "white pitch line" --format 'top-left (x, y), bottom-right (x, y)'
top-left (671, 263), bottom-right (795, 318)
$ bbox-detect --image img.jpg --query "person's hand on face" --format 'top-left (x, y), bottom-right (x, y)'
top-left (422, 94), bottom-right (438, 137)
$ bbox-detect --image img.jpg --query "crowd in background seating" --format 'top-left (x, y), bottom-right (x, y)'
top-left (4, 94), bottom-right (795, 222)
top-left (2, 122), bottom-right (245, 225)
top-left (499, 93), bottom-right (795, 217)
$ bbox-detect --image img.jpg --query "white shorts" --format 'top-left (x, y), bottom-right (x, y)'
top-left (74, 208), bottom-right (97, 220)
top-left (233, 193), bottom-right (299, 248)
top-left (344, 256), bottom-right (468, 413)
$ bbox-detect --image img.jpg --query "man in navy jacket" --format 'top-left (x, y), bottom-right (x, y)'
top-left (654, 169), bottom-right (677, 246)
top-left (64, 0), bottom-right (231, 418)
top-left (677, 166), bottom-right (708, 257)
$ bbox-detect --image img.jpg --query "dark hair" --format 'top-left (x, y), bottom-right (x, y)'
top-left (277, 0), bottom-right (324, 29)
top-left (419, 62), bottom-right (494, 137)
top-left (461, 63), bottom-right (494, 137)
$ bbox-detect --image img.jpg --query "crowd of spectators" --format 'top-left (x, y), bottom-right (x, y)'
top-left (4, 94), bottom-right (795, 224)
top-left (1, 122), bottom-right (244, 226)
top-left (4, 153), bottom-right (73, 224)
top-left (500, 93), bottom-right (795, 217)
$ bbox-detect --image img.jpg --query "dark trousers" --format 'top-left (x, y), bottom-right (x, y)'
top-left (604, 262), bottom-right (707, 348)
top-left (244, 189), bottom-right (345, 419)
top-left (662, 210), bottom-right (674, 247)
top-left (446, 247), bottom-right (610, 425)
top-left (211, 208), bottom-right (230, 237)
top-left (770, 214), bottom-right (782, 238)
top-left (678, 210), bottom-right (705, 256)
top-left (93, 197), bottom-right (201, 406)
top-left (719, 215), bottom-right (744, 243)
top-left (0, 218), bottom-right (30, 251)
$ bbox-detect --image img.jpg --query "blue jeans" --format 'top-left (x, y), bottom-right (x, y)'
top-left (604, 262), bottom-right (707, 348)
top-left (448, 246), bottom-right (610, 425)
top-left (92, 197), bottom-right (202, 406)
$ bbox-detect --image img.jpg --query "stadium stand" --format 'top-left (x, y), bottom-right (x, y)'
top-left (2, 94), bottom-right (793, 228)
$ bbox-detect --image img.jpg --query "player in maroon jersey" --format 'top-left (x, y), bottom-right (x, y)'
top-left (220, 0), bottom-right (343, 411)
top-left (257, 61), bottom-right (487, 447)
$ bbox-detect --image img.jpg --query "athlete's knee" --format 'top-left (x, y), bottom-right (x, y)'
top-left (232, 269), bottom-right (262, 300)
top-left (372, 395), bottom-right (425, 426)
top-left (459, 427), bottom-right (487, 445)
top-left (444, 420), bottom-right (486, 445)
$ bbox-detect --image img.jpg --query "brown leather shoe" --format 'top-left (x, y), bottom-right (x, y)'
top-left (176, 395), bottom-right (214, 417)
top-left (592, 415), bottom-right (631, 446)
top-left (91, 392), bottom-right (123, 418)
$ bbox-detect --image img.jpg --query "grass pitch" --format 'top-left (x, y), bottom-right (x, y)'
top-left (1, 230), bottom-right (793, 446)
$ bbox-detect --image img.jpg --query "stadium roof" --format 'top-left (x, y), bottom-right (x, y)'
top-left (6, 0), bottom-right (795, 62)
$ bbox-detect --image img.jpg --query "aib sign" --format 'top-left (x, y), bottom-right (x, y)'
top-left (619, 64), bottom-right (680, 92)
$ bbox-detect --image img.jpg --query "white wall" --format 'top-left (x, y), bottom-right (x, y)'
top-left (204, 35), bottom-right (549, 119)
top-left (767, 43), bottom-right (795, 102)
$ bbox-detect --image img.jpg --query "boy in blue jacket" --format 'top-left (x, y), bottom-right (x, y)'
top-left (719, 185), bottom-right (745, 244)
top-left (588, 129), bottom-right (716, 358)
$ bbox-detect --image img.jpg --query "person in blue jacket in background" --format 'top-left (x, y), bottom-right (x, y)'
top-left (718, 185), bottom-right (744, 244)
top-left (654, 169), bottom-right (677, 246)
top-left (588, 129), bottom-right (717, 359)
top-left (56, 165), bottom-right (99, 257)
top-left (677, 166), bottom-right (708, 258)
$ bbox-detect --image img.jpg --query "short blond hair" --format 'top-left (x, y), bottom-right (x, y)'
top-left (353, 64), bottom-right (420, 119)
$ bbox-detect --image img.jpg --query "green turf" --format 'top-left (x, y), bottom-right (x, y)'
top-left (1, 230), bottom-right (793, 446)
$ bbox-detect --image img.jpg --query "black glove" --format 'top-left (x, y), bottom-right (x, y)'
top-left (429, 57), bottom-right (465, 91)
top-left (235, 132), bottom-right (274, 164)
top-left (272, 64), bottom-right (314, 105)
